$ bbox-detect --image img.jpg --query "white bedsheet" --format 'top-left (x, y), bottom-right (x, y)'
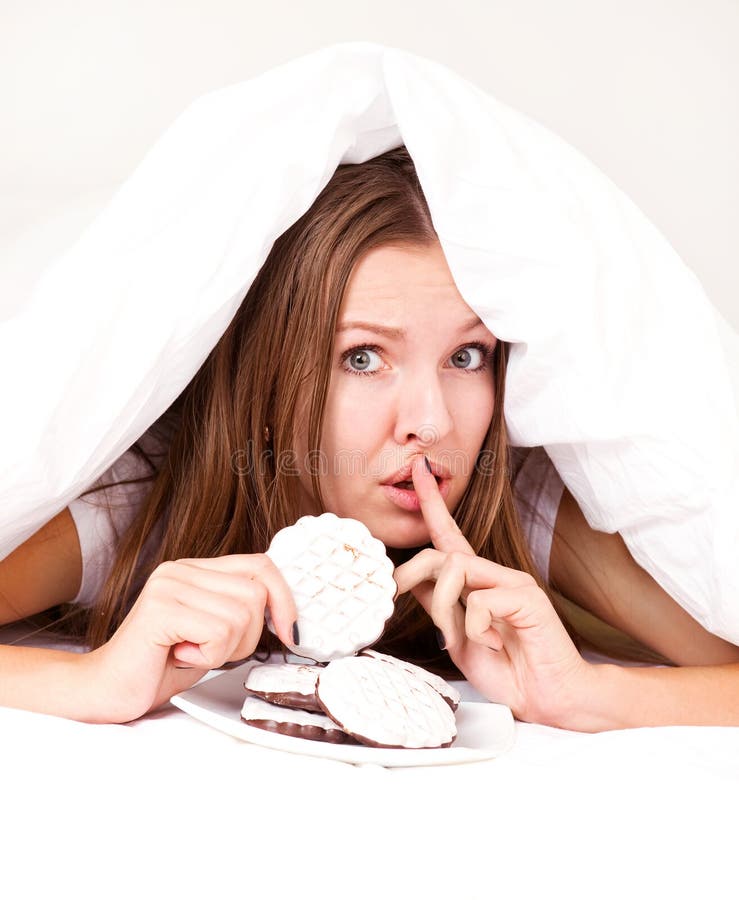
top-left (2, 623), bottom-right (736, 899)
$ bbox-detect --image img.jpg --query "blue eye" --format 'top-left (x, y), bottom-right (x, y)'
top-left (342, 345), bottom-right (383, 375)
top-left (452, 344), bottom-right (485, 369)
top-left (340, 341), bottom-right (496, 377)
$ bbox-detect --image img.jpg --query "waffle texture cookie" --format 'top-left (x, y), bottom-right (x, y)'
top-left (316, 655), bottom-right (457, 749)
top-left (360, 648), bottom-right (461, 711)
top-left (265, 513), bottom-right (397, 661)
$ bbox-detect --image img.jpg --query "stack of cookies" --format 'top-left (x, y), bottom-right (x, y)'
top-left (241, 513), bottom-right (460, 749)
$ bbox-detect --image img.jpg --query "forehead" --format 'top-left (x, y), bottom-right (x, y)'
top-left (341, 242), bottom-right (477, 322)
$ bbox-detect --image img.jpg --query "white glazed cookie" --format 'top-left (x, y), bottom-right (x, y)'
top-left (240, 696), bottom-right (356, 744)
top-left (316, 655), bottom-right (457, 749)
top-left (265, 513), bottom-right (397, 662)
top-left (244, 663), bottom-right (322, 711)
top-left (359, 649), bottom-right (461, 711)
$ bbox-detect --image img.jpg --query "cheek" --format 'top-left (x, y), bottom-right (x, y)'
top-left (322, 379), bottom-right (386, 454)
top-left (453, 377), bottom-right (495, 438)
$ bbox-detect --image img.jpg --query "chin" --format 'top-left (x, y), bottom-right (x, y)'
top-left (363, 520), bottom-right (429, 549)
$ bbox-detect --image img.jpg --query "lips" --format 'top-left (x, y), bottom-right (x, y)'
top-left (380, 458), bottom-right (453, 511)
top-left (382, 459), bottom-right (449, 487)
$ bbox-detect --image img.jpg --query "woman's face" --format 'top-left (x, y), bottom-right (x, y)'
top-left (296, 240), bottom-right (497, 551)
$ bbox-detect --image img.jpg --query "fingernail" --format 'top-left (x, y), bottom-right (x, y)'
top-left (435, 627), bottom-right (446, 650)
top-left (292, 621), bottom-right (300, 645)
top-left (424, 456), bottom-right (432, 474)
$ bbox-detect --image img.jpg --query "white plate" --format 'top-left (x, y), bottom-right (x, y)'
top-left (170, 660), bottom-right (516, 767)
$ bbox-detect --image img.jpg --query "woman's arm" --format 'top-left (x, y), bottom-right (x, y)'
top-left (0, 644), bottom-right (109, 721)
top-left (549, 486), bottom-right (739, 730)
top-left (560, 659), bottom-right (739, 731)
top-left (1, 509), bottom-right (300, 723)
top-left (0, 508), bottom-right (109, 720)
top-left (0, 507), bottom-right (168, 723)
top-left (549, 487), bottom-right (739, 667)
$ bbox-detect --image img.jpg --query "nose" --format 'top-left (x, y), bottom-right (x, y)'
top-left (392, 370), bottom-right (454, 447)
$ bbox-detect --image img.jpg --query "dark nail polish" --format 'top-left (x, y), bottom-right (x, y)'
top-left (424, 456), bottom-right (432, 474)
top-left (435, 627), bottom-right (446, 650)
top-left (292, 621), bottom-right (300, 645)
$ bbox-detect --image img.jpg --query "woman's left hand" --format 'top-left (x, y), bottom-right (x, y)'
top-left (392, 456), bottom-right (593, 726)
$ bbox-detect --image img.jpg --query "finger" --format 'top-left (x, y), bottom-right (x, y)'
top-left (154, 560), bottom-right (266, 603)
top-left (465, 584), bottom-right (548, 636)
top-left (464, 589), bottom-right (504, 650)
top-left (172, 641), bottom-right (211, 668)
top-left (393, 547), bottom-right (533, 598)
top-left (429, 554), bottom-right (469, 652)
top-left (410, 579), bottom-right (435, 608)
top-left (155, 596), bottom-right (245, 669)
top-left (393, 548), bottom-right (445, 597)
top-left (411, 455), bottom-right (474, 554)
top-left (148, 576), bottom-right (264, 666)
top-left (174, 622), bottom-right (263, 668)
top-left (226, 596), bottom-right (268, 662)
top-left (166, 555), bottom-right (298, 647)
top-left (411, 578), bottom-right (466, 654)
top-left (152, 564), bottom-right (269, 660)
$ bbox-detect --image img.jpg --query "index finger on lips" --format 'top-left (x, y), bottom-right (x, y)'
top-left (411, 455), bottom-right (474, 555)
top-left (173, 554), bottom-right (298, 648)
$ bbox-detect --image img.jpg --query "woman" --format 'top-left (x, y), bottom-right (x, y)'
top-left (2, 147), bottom-right (738, 728)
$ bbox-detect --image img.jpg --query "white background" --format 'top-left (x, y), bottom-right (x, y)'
top-left (1, 7), bottom-right (738, 895)
top-left (1, 0), bottom-right (737, 329)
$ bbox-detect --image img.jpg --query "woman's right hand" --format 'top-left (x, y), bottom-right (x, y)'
top-left (83, 554), bottom-right (298, 723)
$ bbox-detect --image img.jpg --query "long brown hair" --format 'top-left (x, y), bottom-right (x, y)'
top-left (66, 145), bottom-right (671, 671)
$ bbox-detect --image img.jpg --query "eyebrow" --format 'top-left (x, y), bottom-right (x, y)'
top-left (337, 315), bottom-right (485, 338)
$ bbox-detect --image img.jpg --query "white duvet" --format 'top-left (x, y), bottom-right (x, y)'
top-left (0, 41), bottom-right (737, 645)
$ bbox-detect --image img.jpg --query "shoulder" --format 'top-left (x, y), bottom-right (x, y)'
top-left (0, 506), bottom-right (82, 623)
top-left (67, 414), bottom-right (175, 605)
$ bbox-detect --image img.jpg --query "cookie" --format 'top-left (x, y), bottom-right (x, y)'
top-left (265, 513), bottom-right (397, 661)
top-left (316, 655), bottom-right (457, 749)
top-left (359, 649), bottom-right (461, 711)
top-left (240, 696), bottom-right (356, 744)
top-left (243, 662), bottom-right (322, 712)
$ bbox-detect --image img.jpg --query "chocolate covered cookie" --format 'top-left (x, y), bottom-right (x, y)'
top-left (244, 662), bottom-right (322, 712)
top-left (316, 655), bottom-right (457, 749)
top-left (359, 649), bottom-right (461, 711)
top-left (240, 696), bottom-right (356, 744)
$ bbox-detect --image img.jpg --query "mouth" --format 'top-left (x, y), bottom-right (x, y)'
top-left (381, 475), bottom-right (451, 513)
top-left (391, 477), bottom-right (441, 491)
top-left (380, 458), bottom-right (452, 513)
top-left (382, 458), bottom-right (450, 488)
